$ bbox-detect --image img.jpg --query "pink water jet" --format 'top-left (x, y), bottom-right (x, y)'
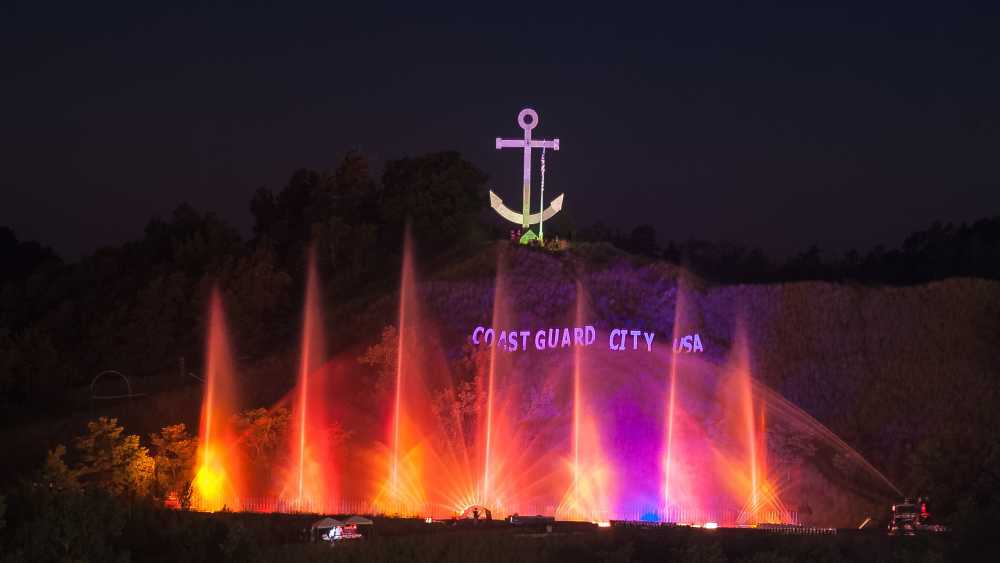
top-left (481, 258), bottom-right (503, 505)
top-left (286, 247), bottom-right (331, 511)
top-left (663, 278), bottom-right (686, 510)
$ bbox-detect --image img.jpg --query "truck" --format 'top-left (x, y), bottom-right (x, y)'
top-left (888, 497), bottom-right (948, 536)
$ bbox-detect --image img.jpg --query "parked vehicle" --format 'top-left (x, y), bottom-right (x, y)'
top-left (889, 497), bottom-right (948, 535)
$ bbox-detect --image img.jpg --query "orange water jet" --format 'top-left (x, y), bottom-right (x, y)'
top-left (557, 281), bottom-right (611, 522)
top-left (193, 289), bottom-right (243, 511)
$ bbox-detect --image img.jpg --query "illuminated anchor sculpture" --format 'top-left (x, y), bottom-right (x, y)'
top-left (491, 108), bottom-right (562, 241)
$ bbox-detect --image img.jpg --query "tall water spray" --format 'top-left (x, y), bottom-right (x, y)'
top-left (557, 280), bottom-right (611, 522)
top-left (729, 324), bottom-right (777, 524)
top-left (572, 282), bottom-right (583, 502)
top-left (387, 230), bottom-right (416, 510)
top-left (481, 261), bottom-right (503, 505)
top-left (565, 281), bottom-right (587, 518)
top-left (663, 278), bottom-right (686, 511)
top-left (193, 288), bottom-right (242, 511)
top-left (292, 247), bottom-right (327, 509)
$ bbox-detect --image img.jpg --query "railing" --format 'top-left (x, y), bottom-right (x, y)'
top-left (188, 495), bottom-right (799, 526)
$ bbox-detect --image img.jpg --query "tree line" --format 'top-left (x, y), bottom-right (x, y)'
top-left (582, 217), bottom-right (1000, 284)
top-left (2, 147), bottom-right (998, 419)
top-left (0, 151), bottom-right (488, 418)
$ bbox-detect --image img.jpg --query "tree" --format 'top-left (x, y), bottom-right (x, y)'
top-left (381, 151), bottom-right (488, 249)
top-left (149, 423), bottom-right (197, 497)
top-left (0, 226), bottom-right (60, 285)
top-left (148, 204), bottom-right (243, 274)
top-left (782, 244), bottom-right (826, 280)
top-left (38, 444), bottom-right (80, 493)
top-left (249, 187), bottom-right (278, 239)
top-left (628, 224), bottom-right (659, 256)
top-left (74, 417), bottom-right (155, 498)
top-left (432, 377), bottom-right (483, 448)
top-left (233, 406), bottom-right (289, 490)
top-left (578, 221), bottom-right (612, 243)
top-left (115, 434), bottom-right (155, 498)
top-left (358, 325), bottom-right (399, 401)
top-left (234, 407), bottom-right (289, 475)
top-left (333, 150), bottom-right (376, 210)
top-left (179, 480), bottom-right (194, 510)
top-left (250, 154), bottom-right (382, 291)
top-left (220, 242), bottom-right (294, 353)
top-left (74, 417), bottom-right (125, 484)
top-left (1, 325), bottom-right (64, 403)
top-left (120, 271), bottom-right (190, 376)
top-left (250, 169), bottom-right (334, 274)
top-left (9, 486), bottom-right (128, 562)
top-left (326, 151), bottom-right (379, 287)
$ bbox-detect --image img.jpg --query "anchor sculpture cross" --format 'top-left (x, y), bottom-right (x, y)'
top-left (491, 108), bottom-right (563, 231)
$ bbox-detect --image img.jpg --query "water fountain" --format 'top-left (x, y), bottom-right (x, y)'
top-left (285, 246), bottom-right (332, 512)
top-left (192, 288), bottom-right (243, 511)
top-left (191, 243), bottom-right (899, 527)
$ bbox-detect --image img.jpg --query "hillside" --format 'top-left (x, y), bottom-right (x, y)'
top-left (3, 241), bottom-right (997, 526)
top-left (360, 242), bottom-right (1000, 499)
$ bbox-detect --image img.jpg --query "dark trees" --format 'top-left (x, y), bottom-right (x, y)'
top-left (0, 227), bottom-right (60, 286)
top-left (381, 151), bottom-right (488, 251)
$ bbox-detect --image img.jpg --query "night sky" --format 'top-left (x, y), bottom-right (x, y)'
top-left (3, 2), bottom-right (998, 259)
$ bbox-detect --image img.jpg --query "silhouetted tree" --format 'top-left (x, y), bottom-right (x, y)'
top-left (37, 444), bottom-right (81, 493)
top-left (381, 151), bottom-right (488, 251)
top-left (325, 152), bottom-right (379, 285)
top-left (782, 244), bottom-right (826, 280)
top-left (577, 221), bottom-right (613, 243)
top-left (628, 224), bottom-right (659, 256)
top-left (250, 154), bottom-right (382, 291)
top-left (0, 226), bottom-right (60, 284)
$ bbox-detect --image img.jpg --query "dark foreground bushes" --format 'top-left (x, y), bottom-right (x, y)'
top-left (0, 487), bottom-right (971, 563)
top-left (265, 527), bottom-right (955, 563)
top-left (0, 486), bottom-right (315, 563)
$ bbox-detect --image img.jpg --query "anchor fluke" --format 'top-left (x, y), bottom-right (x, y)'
top-left (489, 190), bottom-right (564, 226)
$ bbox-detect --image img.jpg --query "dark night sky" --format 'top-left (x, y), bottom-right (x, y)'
top-left (2, 2), bottom-right (998, 259)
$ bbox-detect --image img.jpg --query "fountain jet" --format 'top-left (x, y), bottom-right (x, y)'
top-left (557, 280), bottom-right (610, 522)
top-left (663, 278), bottom-right (685, 511)
top-left (193, 288), bottom-right (242, 511)
top-left (288, 247), bottom-right (329, 511)
top-left (481, 268), bottom-right (502, 505)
